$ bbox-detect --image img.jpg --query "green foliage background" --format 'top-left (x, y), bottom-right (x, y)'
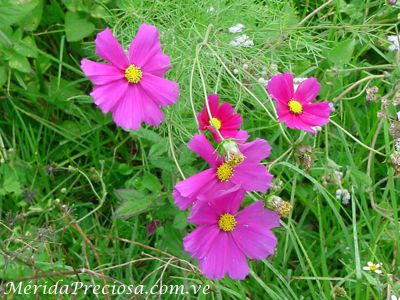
top-left (0, 0), bottom-right (399, 299)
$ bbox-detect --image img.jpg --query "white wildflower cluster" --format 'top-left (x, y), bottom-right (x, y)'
top-left (387, 35), bottom-right (400, 51)
top-left (228, 23), bottom-right (253, 47)
top-left (336, 188), bottom-right (351, 205)
top-left (228, 23), bottom-right (244, 34)
top-left (229, 34), bottom-right (254, 47)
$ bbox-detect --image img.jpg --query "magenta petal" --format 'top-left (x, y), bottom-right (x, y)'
top-left (139, 73), bottom-right (179, 106)
top-left (198, 232), bottom-right (229, 279)
top-left (81, 59), bottom-right (124, 85)
top-left (234, 130), bottom-right (249, 143)
top-left (207, 94), bottom-right (220, 114)
top-left (239, 138), bottom-right (271, 162)
top-left (293, 77), bottom-right (320, 103)
top-left (266, 72), bottom-right (294, 104)
top-left (232, 202), bottom-right (280, 259)
top-left (139, 92), bottom-right (165, 126)
top-left (232, 163), bottom-right (273, 192)
top-left (188, 187), bottom-right (245, 225)
top-left (236, 201), bottom-right (280, 229)
top-left (302, 101), bottom-right (332, 127)
top-left (111, 85), bottom-right (142, 130)
top-left (184, 225), bottom-right (220, 259)
top-left (173, 169), bottom-right (216, 210)
top-left (188, 134), bottom-right (221, 167)
top-left (278, 114), bottom-right (316, 134)
top-left (226, 237), bottom-right (249, 280)
top-left (128, 23), bottom-right (171, 76)
top-left (90, 79), bottom-right (129, 113)
top-left (95, 28), bottom-right (129, 70)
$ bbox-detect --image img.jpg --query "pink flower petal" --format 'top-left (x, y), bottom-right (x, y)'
top-left (111, 85), bottom-right (142, 130)
top-left (236, 201), bottom-right (280, 229)
top-left (188, 187), bottom-right (245, 225)
top-left (173, 169), bottom-right (217, 210)
top-left (231, 163), bottom-right (273, 192)
top-left (81, 59), bottom-right (124, 85)
top-left (188, 134), bottom-right (221, 167)
top-left (239, 138), bottom-right (271, 162)
top-left (139, 91), bottom-right (165, 126)
top-left (183, 225), bottom-right (220, 259)
top-left (198, 233), bottom-right (249, 280)
top-left (293, 77), bottom-right (320, 104)
top-left (95, 28), bottom-right (129, 70)
top-left (232, 201), bottom-right (279, 259)
top-left (266, 72), bottom-right (294, 104)
top-left (278, 114), bottom-right (316, 134)
top-left (128, 23), bottom-right (171, 76)
top-left (90, 79), bottom-right (129, 113)
top-left (139, 73), bottom-right (179, 106)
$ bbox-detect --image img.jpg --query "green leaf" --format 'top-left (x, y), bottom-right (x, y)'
top-left (64, 11), bottom-right (95, 42)
top-left (13, 36), bottom-right (38, 58)
top-left (8, 52), bottom-right (31, 73)
top-left (114, 189), bottom-right (155, 219)
top-left (0, 0), bottom-right (39, 27)
top-left (17, 0), bottom-right (43, 31)
top-left (142, 172), bottom-right (161, 192)
top-left (327, 39), bottom-right (355, 65)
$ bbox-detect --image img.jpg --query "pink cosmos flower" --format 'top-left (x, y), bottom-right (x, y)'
top-left (173, 132), bottom-right (273, 210)
top-left (266, 72), bottom-right (332, 134)
top-left (81, 24), bottom-right (179, 130)
top-left (184, 187), bottom-right (280, 280)
top-left (197, 94), bottom-right (242, 141)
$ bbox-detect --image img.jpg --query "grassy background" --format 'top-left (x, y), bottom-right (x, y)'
top-left (1, 0), bottom-right (400, 299)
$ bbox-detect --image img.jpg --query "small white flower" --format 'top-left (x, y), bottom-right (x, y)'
top-left (329, 102), bottom-right (335, 112)
top-left (233, 68), bottom-right (239, 75)
top-left (228, 23), bottom-right (245, 34)
top-left (229, 34), bottom-right (254, 48)
top-left (243, 63), bottom-right (249, 70)
top-left (335, 188), bottom-right (351, 205)
top-left (391, 295), bottom-right (400, 300)
top-left (362, 261), bottom-right (383, 274)
top-left (388, 35), bottom-right (400, 51)
top-left (258, 77), bottom-right (267, 85)
top-left (334, 171), bottom-right (343, 180)
top-left (397, 111), bottom-right (400, 121)
top-left (207, 6), bottom-right (215, 13)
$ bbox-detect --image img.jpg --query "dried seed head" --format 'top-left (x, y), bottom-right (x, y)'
top-left (268, 196), bottom-right (292, 218)
top-left (297, 145), bottom-right (313, 171)
top-left (333, 286), bottom-right (347, 297)
top-left (366, 86), bottom-right (379, 102)
top-left (390, 121), bottom-right (400, 139)
top-left (390, 152), bottom-right (400, 176)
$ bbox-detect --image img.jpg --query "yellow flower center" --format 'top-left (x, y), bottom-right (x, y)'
top-left (369, 264), bottom-right (378, 271)
top-left (218, 213), bottom-right (237, 232)
top-left (216, 162), bottom-right (233, 181)
top-left (288, 100), bottom-right (303, 114)
top-left (124, 64), bottom-right (142, 84)
top-left (209, 117), bottom-right (222, 130)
